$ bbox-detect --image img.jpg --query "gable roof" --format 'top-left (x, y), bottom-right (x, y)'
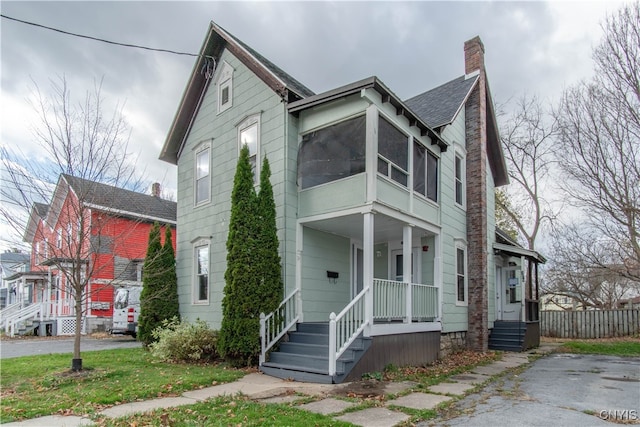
top-left (62, 174), bottom-right (176, 224)
top-left (288, 76), bottom-right (448, 151)
top-left (159, 21), bottom-right (314, 165)
top-left (404, 74), bottom-right (479, 129)
top-left (495, 228), bottom-right (546, 264)
top-left (24, 202), bottom-right (50, 243)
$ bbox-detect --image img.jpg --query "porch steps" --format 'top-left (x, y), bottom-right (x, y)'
top-left (489, 321), bottom-right (526, 352)
top-left (260, 322), bottom-right (371, 384)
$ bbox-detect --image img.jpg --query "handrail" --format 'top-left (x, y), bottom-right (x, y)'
top-left (1, 302), bottom-right (22, 331)
top-left (5, 302), bottom-right (43, 337)
top-left (259, 289), bottom-right (300, 365)
top-left (328, 286), bottom-right (369, 376)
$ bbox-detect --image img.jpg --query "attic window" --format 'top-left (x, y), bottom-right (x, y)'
top-left (217, 61), bottom-right (234, 114)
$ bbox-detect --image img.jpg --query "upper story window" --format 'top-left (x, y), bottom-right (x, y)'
top-left (195, 146), bottom-right (210, 206)
top-left (238, 115), bottom-right (260, 182)
top-left (298, 115), bottom-right (366, 189)
top-left (413, 142), bottom-right (439, 202)
top-left (454, 145), bottom-right (466, 208)
top-left (378, 116), bottom-right (408, 187)
top-left (216, 61), bottom-right (233, 114)
top-left (194, 243), bottom-right (209, 304)
top-left (56, 228), bottom-right (62, 249)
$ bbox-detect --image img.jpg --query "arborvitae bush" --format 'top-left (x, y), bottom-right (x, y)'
top-left (218, 148), bottom-right (282, 366)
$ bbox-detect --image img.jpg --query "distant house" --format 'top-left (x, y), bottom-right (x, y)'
top-left (0, 249), bottom-right (31, 309)
top-left (1, 174), bottom-right (176, 336)
top-left (159, 22), bottom-right (545, 383)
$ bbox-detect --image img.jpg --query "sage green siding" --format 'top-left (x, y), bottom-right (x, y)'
top-left (374, 243), bottom-right (388, 279)
top-left (175, 48), bottom-right (287, 327)
top-left (301, 227), bottom-right (351, 321)
top-left (298, 174), bottom-right (366, 217)
top-left (486, 156), bottom-right (496, 328)
top-left (438, 110), bottom-right (469, 333)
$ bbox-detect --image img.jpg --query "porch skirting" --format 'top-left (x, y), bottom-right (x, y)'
top-left (343, 331), bottom-right (440, 381)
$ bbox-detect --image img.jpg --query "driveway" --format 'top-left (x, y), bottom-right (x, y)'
top-left (423, 353), bottom-right (640, 426)
top-left (0, 335), bottom-right (142, 359)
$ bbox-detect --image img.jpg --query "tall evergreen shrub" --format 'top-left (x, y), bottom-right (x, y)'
top-left (138, 223), bottom-right (180, 345)
top-left (219, 148), bottom-right (283, 365)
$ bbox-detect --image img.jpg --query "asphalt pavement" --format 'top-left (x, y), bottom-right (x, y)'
top-left (0, 335), bottom-right (141, 359)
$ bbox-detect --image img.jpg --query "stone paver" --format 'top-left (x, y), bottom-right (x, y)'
top-left (336, 407), bottom-right (411, 427)
top-left (299, 398), bottom-right (358, 415)
top-left (428, 382), bottom-right (476, 396)
top-left (449, 373), bottom-right (490, 385)
top-left (383, 380), bottom-right (418, 395)
top-left (100, 397), bottom-right (196, 418)
top-left (1, 415), bottom-right (90, 427)
top-left (258, 393), bottom-right (305, 404)
top-left (390, 392), bottom-right (452, 410)
top-left (471, 364), bottom-right (506, 376)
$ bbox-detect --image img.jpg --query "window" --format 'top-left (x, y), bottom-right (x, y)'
top-left (455, 244), bottom-right (467, 305)
top-left (378, 117), bottom-right (408, 186)
top-left (413, 142), bottom-right (439, 202)
top-left (66, 223), bottom-right (72, 246)
top-left (238, 115), bottom-right (260, 181)
top-left (56, 229), bottom-right (62, 249)
top-left (454, 149), bottom-right (465, 207)
top-left (194, 244), bottom-right (209, 303)
top-left (298, 115), bottom-right (366, 189)
top-left (195, 147), bottom-right (210, 205)
top-left (217, 61), bottom-right (233, 113)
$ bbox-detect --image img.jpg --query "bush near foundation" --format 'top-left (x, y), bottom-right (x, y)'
top-left (149, 317), bottom-right (218, 362)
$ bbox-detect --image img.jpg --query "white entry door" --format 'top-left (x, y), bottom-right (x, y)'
top-left (351, 244), bottom-right (364, 298)
top-left (390, 248), bottom-right (420, 282)
top-left (499, 267), bottom-right (523, 321)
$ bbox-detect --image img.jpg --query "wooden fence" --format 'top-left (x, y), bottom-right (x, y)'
top-left (540, 309), bottom-right (640, 339)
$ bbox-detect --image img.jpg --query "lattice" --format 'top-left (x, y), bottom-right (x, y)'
top-left (57, 317), bottom-right (87, 335)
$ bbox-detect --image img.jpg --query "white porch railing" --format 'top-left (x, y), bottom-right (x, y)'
top-left (5, 302), bottom-right (43, 337)
top-left (0, 301), bottom-right (23, 324)
top-left (259, 289), bottom-right (300, 365)
top-left (328, 287), bottom-right (369, 376)
top-left (373, 279), bottom-right (438, 322)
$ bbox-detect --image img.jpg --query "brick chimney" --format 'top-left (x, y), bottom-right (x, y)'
top-left (464, 36), bottom-right (489, 352)
top-left (151, 182), bottom-right (161, 198)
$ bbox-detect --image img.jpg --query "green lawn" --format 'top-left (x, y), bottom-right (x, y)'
top-left (558, 338), bottom-right (640, 356)
top-left (0, 348), bottom-right (244, 423)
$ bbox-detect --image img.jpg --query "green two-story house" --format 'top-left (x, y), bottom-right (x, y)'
top-left (159, 22), bottom-right (544, 383)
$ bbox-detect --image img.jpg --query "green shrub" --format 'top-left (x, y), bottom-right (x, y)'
top-left (148, 317), bottom-right (218, 362)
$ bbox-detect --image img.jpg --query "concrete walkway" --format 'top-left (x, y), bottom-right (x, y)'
top-left (3, 344), bottom-right (560, 427)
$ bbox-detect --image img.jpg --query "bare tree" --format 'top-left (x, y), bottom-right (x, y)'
top-left (556, 2), bottom-right (640, 282)
top-left (1, 76), bottom-right (142, 371)
top-left (497, 95), bottom-right (560, 251)
top-left (545, 224), bottom-right (640, 310)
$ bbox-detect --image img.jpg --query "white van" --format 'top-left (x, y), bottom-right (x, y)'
top-left (111, 286), bottom-right (142, 338)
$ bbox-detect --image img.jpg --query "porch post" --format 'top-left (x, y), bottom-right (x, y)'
top-left (521, 256), bottom-right (526, 322)
top-left (403, 224), bottom-right (412, 324)
top-left (296, 222), bottom-right (304, 323)
top-left (363, 212), bottom-right (374, 336)
top-left (434, 233), bottom-right (442, 321)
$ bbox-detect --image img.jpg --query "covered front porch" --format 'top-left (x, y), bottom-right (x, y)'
top-left (260, 203), bottom-right (442, 382)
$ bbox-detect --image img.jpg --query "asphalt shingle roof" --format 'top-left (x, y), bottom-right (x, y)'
top-left (62, 174), bottom-right (176, 223)
top-left (404, 74), bottom-right (478, 129)
top-left (222, 26), bottom-right (315, 99)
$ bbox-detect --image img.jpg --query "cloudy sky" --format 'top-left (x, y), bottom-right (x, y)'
top-left (0, 0), bottom-right (626, 250)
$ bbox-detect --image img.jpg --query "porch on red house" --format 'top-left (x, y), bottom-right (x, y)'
top-left (260, 205), bottom-right (443, 384)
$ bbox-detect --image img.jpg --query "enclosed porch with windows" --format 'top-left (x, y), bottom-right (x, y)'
top-left (260, 207), bottom-right (442, 383)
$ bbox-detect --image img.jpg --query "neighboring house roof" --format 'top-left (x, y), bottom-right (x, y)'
top-left (0, 251), bottom-right (30, 280)
top-left (61, 174), bottom-right (177, 224)
top-left (494, 227), bottom-right (546, 264)
top-left (24, 202), bottom-right (50, 244)
top-left (404, 74), bottom-right (479, 129)
top-left (288, 76), bottom-right (448, 151)
top-left (160, 21), bottom-right (315, 164)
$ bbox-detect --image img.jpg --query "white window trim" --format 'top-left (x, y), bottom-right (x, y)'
top-left (237, 114), bottom-right (261, 183)
top-left (454, 143), bottom-right (466, 209)
top-left (216, 61), bottom-right (234, 114)
top-left (413, 140), bottom-right (440, 204)
top-left (193, 240), bottom-right (210, 305)
top-left (454, 238), bottom-right (468, 307)
top-left (194, 142), bottom-right (211, 207)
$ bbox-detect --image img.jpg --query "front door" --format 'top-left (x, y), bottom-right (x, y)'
top-left (390, 248), bottom-right (420, 282)
top-left (499, 267), bottom-right (523, 321)
top-left (351, 244), bottom-right (364, 298)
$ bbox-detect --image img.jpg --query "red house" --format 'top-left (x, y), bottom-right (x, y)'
top-left (3, 174), bottom-right (176, 336)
